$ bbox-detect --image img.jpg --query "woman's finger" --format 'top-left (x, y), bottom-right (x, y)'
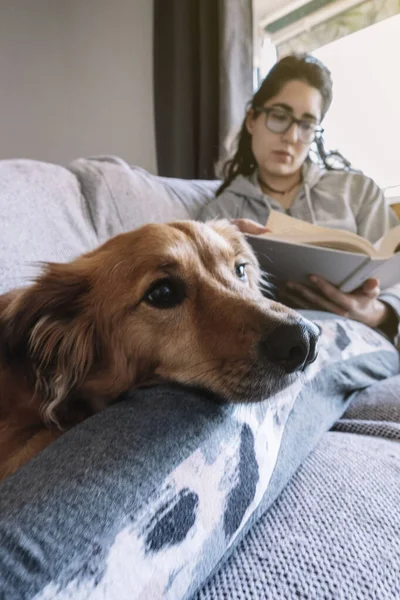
top-left (361, 278), bottom-right (381, 298)
top-left (308, 276), bottom-right (358, 311)
top-left (232, 218), bottom-right (270, 235)
top-left (277, 289), bottom-right (316, 310)
top-left (287, 282), bottom-right (349, 317)
top-left (363, 277), bottom-right (379, 290)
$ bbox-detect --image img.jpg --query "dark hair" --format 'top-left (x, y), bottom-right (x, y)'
top-left (217, 53), bottom-right (351, 195)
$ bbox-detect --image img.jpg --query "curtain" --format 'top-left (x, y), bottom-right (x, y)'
top-left (153, 0), bottom-right (253, 179)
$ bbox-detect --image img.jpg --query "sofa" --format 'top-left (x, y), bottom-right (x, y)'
top-left (0, 155), bottom-right (399, 600)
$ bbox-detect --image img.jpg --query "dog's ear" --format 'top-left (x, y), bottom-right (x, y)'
top-left (1, 262), bottom-right (98, 424)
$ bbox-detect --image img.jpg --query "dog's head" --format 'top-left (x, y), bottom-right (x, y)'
top-left (0, 220), bottom-right (319, 424)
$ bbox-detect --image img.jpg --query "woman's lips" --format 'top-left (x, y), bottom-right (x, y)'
top-left (272, 150), bottom-right (292, 162)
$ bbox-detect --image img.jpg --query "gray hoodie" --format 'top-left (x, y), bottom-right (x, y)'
top-left (198, 162), bottom-right (400, 342)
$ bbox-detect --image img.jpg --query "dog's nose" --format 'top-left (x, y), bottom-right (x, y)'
top-left (259, 320), bottom-right (319, 374)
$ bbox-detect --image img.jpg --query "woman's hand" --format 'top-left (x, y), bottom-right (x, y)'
top-left (232, 218), bottom-right (271, 235)
top-left (279, 275), bottom-right (391, 328)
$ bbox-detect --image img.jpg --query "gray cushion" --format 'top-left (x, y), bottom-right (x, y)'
top-left (342, 373), bottom-right (400, 422)
top-left (0, 156), bottom-right (218, 293)
top-left (68, 155), bottom-right (219, 244)
top-left (195, 430), bottom-right (400, 600)
top-left (332, 373), bottom-right (400, 440)
top-left (0, 159), bottom-right (98, 294)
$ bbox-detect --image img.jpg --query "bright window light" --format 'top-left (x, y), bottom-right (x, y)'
top-left (312, 14), bottom-right (400, 190)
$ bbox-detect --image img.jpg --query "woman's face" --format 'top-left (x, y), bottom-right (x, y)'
top-left (246, 80), bottom-right (323, 178)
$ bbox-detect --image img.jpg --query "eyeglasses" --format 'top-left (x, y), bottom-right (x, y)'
top-left (255, 107), bottom-right (324, 144)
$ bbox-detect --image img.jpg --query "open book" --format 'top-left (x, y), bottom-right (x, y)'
top-left (246, 210), bottom-right (400, 293)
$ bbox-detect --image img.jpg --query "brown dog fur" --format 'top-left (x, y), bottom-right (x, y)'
top-left (0, 220), bottom-right (310, 481)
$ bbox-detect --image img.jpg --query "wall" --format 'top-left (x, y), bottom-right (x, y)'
top-left (0, 0), bottom-right (156, 172)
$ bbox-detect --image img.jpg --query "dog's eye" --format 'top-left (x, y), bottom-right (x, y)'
top-left (235, 263), bottom-right (248, 281)
top-left (144, 278), bottom-right (186, 309)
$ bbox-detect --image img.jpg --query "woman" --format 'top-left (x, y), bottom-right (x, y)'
top-left (199, 54), bottom-right (400, 340)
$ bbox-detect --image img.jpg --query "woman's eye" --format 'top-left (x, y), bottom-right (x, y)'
top-left (271, 111), bottom-right (289, 123)
top-left (144, 278), bottom-right (185, 309)
top-left (235, 264), bottom-right (247, 281)
top-left (300, 121), bottom-right (315, 132)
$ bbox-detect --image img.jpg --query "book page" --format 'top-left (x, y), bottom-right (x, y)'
top-left (259, 232), bottom-right (378, 257)
top-left (266, 210), bottom-right (330, 235)
top-left (376, 224), bottom-right (400, 256)
top-left (266, 210), bottom-right (376, 256)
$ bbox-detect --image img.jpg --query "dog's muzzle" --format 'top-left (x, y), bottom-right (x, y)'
top-left (258, 319), bottom-right (320, 374)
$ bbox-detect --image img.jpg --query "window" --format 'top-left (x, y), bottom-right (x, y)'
top-left (312, 14), bottom-right (400, 190)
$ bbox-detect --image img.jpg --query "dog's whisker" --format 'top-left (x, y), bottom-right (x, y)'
top-left (230, 366), bottom-right (253, 402)
top-left (182, 359), bottom-right (246, 389)
top-left (175, 357), bottom-right (246, 378)
top-left (255, 251), bottom-right (273, 265)
top-left (183, 365), bottom-right (223, 385)
top-left (260, 270), bottom-right (277, 282)
top-left (175, 358), bottom-right (223, 374)
top-left (260, 270), bottom-right (271, 279)
top-left (184, 357), bottom-right (250, 382)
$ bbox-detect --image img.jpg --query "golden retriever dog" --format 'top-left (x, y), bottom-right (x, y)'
top-left (0, 220), bottom-right (319, 481)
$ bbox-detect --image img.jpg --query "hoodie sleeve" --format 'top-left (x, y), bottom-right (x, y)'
top-left (354, 176), bottom-right (400, 346)
top-left (354, 176), bottom-right (399, 241)
top-left (378, 284), bottom-right (400, 348)
top-left (197, 177), bottom-right (271, 224)
top-left (197, 189), bottom-right (245, 222)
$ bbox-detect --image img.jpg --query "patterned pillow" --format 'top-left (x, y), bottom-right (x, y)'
top-left (0, 313), bottom-right (398, 600)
